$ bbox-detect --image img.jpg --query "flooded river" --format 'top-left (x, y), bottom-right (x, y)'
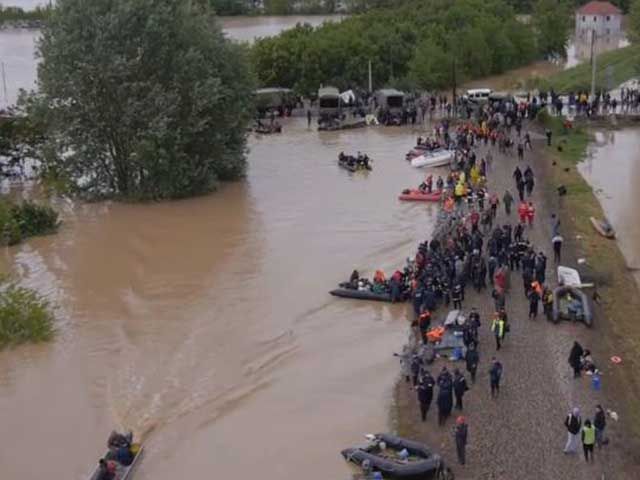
top-left (0, 15), bottom-right (343, 106)
top-left (0, 114), bottom-right (438, 480)
top-left (579, 128), bottom-right (640, 285)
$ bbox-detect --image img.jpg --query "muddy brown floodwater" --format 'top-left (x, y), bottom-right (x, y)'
top-left (579, 128), bottom-right (640, 286)
top-left (0, 118), bottom-right (444, 480)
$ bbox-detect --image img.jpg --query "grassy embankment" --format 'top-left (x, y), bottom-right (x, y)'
top-left (538, 111), bottom-right (640, 443)
top-left (531, 44), bottom-right (640, 92)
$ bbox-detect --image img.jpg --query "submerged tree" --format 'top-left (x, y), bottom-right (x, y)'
top-left (34, 0), bottom-right (254, 200)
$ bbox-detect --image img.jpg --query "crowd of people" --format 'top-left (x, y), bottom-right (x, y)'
top-left (391, 108), bottom-right (609, 470)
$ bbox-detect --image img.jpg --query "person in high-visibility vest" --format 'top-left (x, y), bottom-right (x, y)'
top-left (491, 315), bottom-right (505, 351)
top-left (582, 419), bottom-right (596, 463)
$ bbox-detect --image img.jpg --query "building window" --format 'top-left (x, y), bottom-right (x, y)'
top-left (594, 16), bottom-right (597, 21)
top-left (582, 16), bottom-right (586, 22)
top-left (606, 15), bottom-right (610, 21)
top-left (606, 28), bottom-right (610, 34)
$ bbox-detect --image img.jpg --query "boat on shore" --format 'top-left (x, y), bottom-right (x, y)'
top-left (88, 432), bottom-right (144, 480)
top-left (411, 150), bottom-right (454, 168)
top-left (341, 433), bottom-right (452, 479)
top-left (590, 216), bottom-right (615, 239)
top-left (398, 189), bottom-right (442, 202)
top-left (552, 285), bottom-right (593, 327)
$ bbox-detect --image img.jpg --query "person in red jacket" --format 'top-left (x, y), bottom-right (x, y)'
top-left (518, 201), bottom-right (528, 224)
top-left (527, 201), bottom-right (536, 226)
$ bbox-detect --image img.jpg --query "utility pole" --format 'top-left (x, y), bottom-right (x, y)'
top-left (590, 28), bottom-right (597, 99)
top-left (452, 57), bottom-right (457, 117)
top-left (368, 60), bottom-right (372, 93)
top-left (1, 62), bottom-right (8, 108)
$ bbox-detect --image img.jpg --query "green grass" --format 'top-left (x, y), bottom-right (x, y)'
top-left (532, 44), bottom-right (640, 92)
top-left (0, 283), bottom-right (54, 347)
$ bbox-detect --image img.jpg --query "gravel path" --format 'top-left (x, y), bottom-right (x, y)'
top-left (394, 127), bottom-right (640, 479)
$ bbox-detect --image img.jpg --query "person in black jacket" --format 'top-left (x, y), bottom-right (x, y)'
top-left (454, 416), bottom-right (468, 465)
top-left (568, 341), bottom-right (584, 378)
top-left (564, 407), bottom-right (582, 454)
top-left (465, 344), bottom-right (480, 383)
top-left (594, 404), bottom-right (607, 447)
top-left (453, 369), bottom-right (469, 410)
top-left (416, 371), bottom-right (435, 422)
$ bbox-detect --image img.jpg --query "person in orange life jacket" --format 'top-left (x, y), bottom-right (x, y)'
top-left (418, 308), bottom-right (431, 345)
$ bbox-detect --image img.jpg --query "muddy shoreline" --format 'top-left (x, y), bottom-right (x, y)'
top-left (389, 122), bottom-right (640, 479)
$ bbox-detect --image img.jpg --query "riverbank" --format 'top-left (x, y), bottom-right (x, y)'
top-left (540, 114), bottom-right (640, 445)
top-left (390, 117), bottom-right (640, 478)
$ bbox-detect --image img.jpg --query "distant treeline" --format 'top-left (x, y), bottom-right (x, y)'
top-left (193, 0), bottom-right (637, 16)
top-left (250, 0), bottom-right (573, 95)
top-left (0, 5), bottom-right (52, 24)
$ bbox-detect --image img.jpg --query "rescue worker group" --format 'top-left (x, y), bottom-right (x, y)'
top-left (343, 112), bottom-right (605, 468)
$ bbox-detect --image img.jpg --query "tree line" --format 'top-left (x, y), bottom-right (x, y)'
top-left (250, 0), bottom-right (573, 96)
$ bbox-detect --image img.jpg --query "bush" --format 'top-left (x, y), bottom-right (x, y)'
top-left (11, 201), bottom-right (59, 238)
top-left (0, 283), bottom-right (54, 347)
top-left (0, 200), bottom-right (59, 246)
top-left (34, 0), bottom-right (255, 200)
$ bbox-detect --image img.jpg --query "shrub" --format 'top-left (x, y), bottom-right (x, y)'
top-left (0, 283), bottom-right (54, 347)
top-left (11, 201), bottom-right (59, 238)
top-left (0, 200), bottom-right (59, 246)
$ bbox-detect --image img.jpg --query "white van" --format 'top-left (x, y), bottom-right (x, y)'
top-left (464, 88), bottom-right (492, 104)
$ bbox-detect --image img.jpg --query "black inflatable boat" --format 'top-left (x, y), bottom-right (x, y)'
top-left (338, 158), bottom-right (372, 172)
top-left (552, 285), bottom-right (593, 327)
top-left (341, 434), bottom-right (453, 480)
top-left (329, 287), bottom-right (393, 302)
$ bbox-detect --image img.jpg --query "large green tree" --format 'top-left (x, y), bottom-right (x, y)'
top-left (33, 0), bottom-right (254, 200)
top-left (251, 0), bottom-right (539, 95)
top-left (533, 0), bottom-right (572, 58)
top-left (629, 0), bottom-right (640, 42)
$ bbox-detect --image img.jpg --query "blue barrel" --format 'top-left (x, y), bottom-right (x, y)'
top-left (452, 347), bottom-right (463, 361)
top-left (592, 374), bottom-right (601, 391)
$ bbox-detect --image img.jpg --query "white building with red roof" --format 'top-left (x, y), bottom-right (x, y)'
top-left (575, 1), bottom-right (622, 39)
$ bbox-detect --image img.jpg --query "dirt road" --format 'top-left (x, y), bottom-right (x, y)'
top-left (394, 127), bottom-right (640, 479)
